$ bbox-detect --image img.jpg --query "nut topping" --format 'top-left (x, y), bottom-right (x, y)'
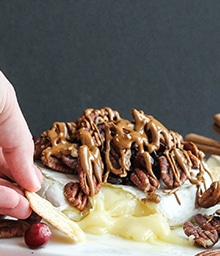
top-left (37, 122), bottom-right (77, 173)
top-left (130, 168), bottom-right (159, 193)
top-left (0, 219), bottom-right (30, 238)
top-left (195, 249), bottom-right (220, 256)
top-left (183, 210), bottom-right (220, 249)
top-left (159, 154), bottom-right (187, 188)
top-left (183, 221), bottom-right (218, 248)
top-left (64, 182), bottom-right (88, 211)
top-left (195, 213), bottom-right (220, 234)
top-left (35, 108), bottom-right (209, 210)
top-left (197, 181), bottom-right (220, 208)
top-left (78, 145), bottom-right (103, 196)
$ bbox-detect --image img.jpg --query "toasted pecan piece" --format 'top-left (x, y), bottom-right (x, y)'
top-left (197, 181), bottom-right (220, 208)
top-left (64, 182), bottom-right (88, 211)
top-left (195, 249), bottom-right (220, 256)
top-left (0, 219), bottom-right (29, 238)
top-left (183, 221), bottom-right (218, 248)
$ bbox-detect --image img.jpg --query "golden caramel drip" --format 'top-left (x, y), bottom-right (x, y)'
top-left (41, 122), bottom-right (77, 166)
top-left (36, 107), bottom-right (208, 205)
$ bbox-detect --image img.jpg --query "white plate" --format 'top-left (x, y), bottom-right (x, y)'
top-left (0, 227), bottom-right (213, 256)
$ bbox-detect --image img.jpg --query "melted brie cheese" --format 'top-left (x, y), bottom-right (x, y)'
top-left (36, 162), bottom-right (218, 245)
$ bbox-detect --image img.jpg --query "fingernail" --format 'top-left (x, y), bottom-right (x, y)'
top-left (32, 166), bottom-right (42, 191)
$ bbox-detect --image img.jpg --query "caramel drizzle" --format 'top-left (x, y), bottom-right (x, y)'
top-left (37, 107), bottom-right (208, 203)
top-left (78, 145), bottom-right (103, 196)
top-left (42, 122), bottom-right (76, 165)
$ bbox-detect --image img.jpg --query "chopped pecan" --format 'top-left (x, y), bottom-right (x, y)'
top-left (183, 221), bottom-right (218, 248)
top-left (197, 181), bottom-right (220, 208)
top-left (130, 168), bottom-right (159, 193)
top-left (195, 249), bottom-right (220, 256)
top-left (195, 213), bottom-right (220, 234)
top-left (64, 182), bottom-right (88, 211)
top-left (0, 219), bottom-right (30, 238)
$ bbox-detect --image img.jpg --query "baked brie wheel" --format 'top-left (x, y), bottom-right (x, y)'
top-left (34, 108), bottom-right (220, 244)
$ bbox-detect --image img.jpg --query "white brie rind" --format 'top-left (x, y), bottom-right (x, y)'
top-left (36, 162), bottom-right (219, 244)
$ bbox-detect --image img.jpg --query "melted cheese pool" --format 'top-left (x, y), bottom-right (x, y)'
top-left (70, 185), bottom-right (185, 244)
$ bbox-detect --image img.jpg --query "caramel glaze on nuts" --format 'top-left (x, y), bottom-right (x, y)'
top-left (34, 107), bottom-right (212, 211)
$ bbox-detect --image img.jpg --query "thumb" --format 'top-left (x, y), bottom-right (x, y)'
top-left (0, 71), bottom-right (42, 191)
top-left (0, 185), bottom-right (31, 219)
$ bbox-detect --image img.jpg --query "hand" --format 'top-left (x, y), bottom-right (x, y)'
top-left (0, 71), bottom-right (43, 219)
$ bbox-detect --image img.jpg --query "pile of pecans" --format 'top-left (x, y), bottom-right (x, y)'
top-left (34, 107), bottom-right (210, 212)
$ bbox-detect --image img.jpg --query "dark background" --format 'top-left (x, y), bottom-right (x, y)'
top-left (1, 0), bottom-right (220, 141)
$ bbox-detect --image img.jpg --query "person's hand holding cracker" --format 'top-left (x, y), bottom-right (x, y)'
top-left (0, 71), bottom-right (42, 219)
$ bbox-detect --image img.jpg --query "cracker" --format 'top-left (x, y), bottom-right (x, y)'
top-left (25, 191), bottom-right (85, 243)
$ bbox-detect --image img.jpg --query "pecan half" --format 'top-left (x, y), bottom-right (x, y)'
top-left (195, 213), bottom-right (220, 234)
top-left (130, 168), bottom-right (159, 193)
top-left (183, 221), bottom-right (218, 248)
top-left (197, 181), bottom-right (220, 208)
top-left (160, 154), bottom-right (187, 188)
top-left (78, 145), bottom-right (103, 196)
top-left (64, 182), bottom-right (88, 211)
top-left (75, 108), bottom-right (120, 147)
top-left (0, 219), bottom-right (30, 238)
top-left (186, 149), bottom-right (200, 169)
top-left (183, 141), bottom-right (205, 161)
top-left (42, 155), bottom-right (74, 173)
top-left (195, 249), bottom-right (220, 256)
top-left (37, 122), bottom-right (77, 172)
top-left (108, 143), bottom-right (121, 170)
top-left (61, 155), bottom-right (78, 172)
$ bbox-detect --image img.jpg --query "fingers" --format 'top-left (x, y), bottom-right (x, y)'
top-left (0, 146), bottom-right (43, 191)
top-left (0, 71), bottom-right (42, 191)
top-left (3, 146), bottom-right (43, 191)
top-left (0, 179), bottom-right (32, 219)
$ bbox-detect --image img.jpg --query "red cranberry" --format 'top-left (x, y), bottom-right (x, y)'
top-left (24, 222), bottom-right (52, 248)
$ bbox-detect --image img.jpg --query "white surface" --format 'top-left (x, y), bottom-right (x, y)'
top-left (0, 228), bottom-right (214, 256)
